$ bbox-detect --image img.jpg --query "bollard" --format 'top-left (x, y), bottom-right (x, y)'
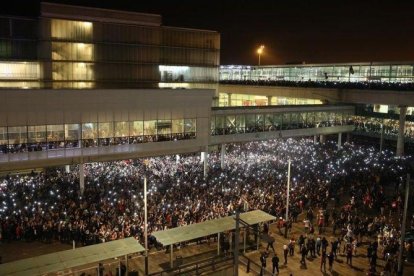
top-left (72, 240), bottom-right (75, 250)
top-left (246, 259), bottom-right (250, 273)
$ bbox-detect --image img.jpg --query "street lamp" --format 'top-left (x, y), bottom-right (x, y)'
top-left (284, 159), bottom-right (291, 238)
top-left (143, 159), bottom-right (149, 275)
top-left (257, 45), bottom-right (265, 66)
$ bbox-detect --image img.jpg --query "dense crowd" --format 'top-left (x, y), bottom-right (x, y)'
top-left (220, 79), bottom-right (414, 91)
top-left (0, 138), bottom-right (413, 273)
top-left (353, 116), bottom-right (414, 140)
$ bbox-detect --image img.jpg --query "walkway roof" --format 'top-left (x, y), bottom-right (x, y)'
top-left (152, 210), bottom-right (275, 246)
top-left (0, 237), bottom-right (144, 276)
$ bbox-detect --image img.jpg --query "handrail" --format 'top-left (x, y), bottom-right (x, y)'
top-left (147, 254), bottom-right (233, 276)
top-left (239, 254), bottom-right (273, 276)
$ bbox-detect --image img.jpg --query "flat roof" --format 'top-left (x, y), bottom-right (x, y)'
top-left (152, 210), bottom-right (275, 246)
top-left (41, 2), bottom-right (162, 27)
top-left (0, 237), bottom-right (145, 276)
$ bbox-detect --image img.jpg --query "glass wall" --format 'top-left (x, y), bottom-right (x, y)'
top-left (0, 62), bottom-right (40, 80)
top-left (211, 110), bottom-right (352, 135)
top-left (51, 19), bottom-right (93, 41)
top-left (218, 93), bottom-right (323, 107)
top-left (159, 65), bottom-right (217, 83)
top-left (0, 118), bottom-right (196, 153)
top-left (220, 64), bottom-right (414, 83)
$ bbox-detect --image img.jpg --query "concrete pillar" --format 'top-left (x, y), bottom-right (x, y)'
top-left (320, 134), bottom-right (326, 144)
top-left (337, 133), bottom-right (342, 150)
top-left (267, 96), bottom-right (272, 106)
top-left (203, 148), bottom-right (208, 178)
top-left (79, 163), bottom-right (85, 195)
top-left (65, 165), bottom-right (70, 173)
top-left (313, 135), bottom-right (318, 144)
top-left (397, 106), bottom-right (407, 156)
top-left (227, 93), bottom-right (232, 107)
top-left (220, 144), bottom-right (225, 169)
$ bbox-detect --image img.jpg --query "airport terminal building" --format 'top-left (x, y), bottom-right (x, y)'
top-left (0, 2), bottom-right (220, 89)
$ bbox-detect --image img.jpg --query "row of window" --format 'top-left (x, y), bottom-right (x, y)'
top-left (211, 111), bottom-right (352, 135)
top-left (220, 64), bottom-right (414, 83)
top-left (48, 19), bottom-right (220, 49)
top-left (0, 18), bottom-right (220, 50)
top-left (0, 119), bottom-right (196, 153)
top-left (48, 42), bottom-right (219, 65)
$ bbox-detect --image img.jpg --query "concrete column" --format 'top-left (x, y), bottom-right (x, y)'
top-left (203, 148), bottom-right (208, 178)
top-left (227, 93), bottom-right (232, 107)
top-left (313, 135), bottom-right (318, 144)
top-left (320, 134), bottom-right (326, 144)
top-left (220, 144), bottom-right (225, 169)
top-left (397, 106), bottom-right (407, 156)
top-left (346, 133), bottom-right (351, 143)
top-left (79, 163), bottom-right (85, 195)
top-left (65, 165), bottom-right (70, 173)
top-left (337, 133), bottom-right (342, 150)
top-left (267, 96), bottom-right (272, 106)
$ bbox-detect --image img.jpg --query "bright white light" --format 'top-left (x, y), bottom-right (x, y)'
top-left (159, 65), bottom-right (189, 72)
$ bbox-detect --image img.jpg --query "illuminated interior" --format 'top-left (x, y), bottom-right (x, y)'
top-left (218, 93), bottom-right (322, 107)
top-left (0, 62), bottom-right (41, 88)
top-left (51, 19), bottom-right (94, 88)
top-left (0, 62), bottom-right (40, 80)
top-left (51, 19), bottom-right (93, 41)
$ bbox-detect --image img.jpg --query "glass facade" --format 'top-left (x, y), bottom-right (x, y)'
top-left (0, 118), bottom-right (196, 154)
top-left (211, 109), bottom-right (352, 135)
top-left (218, 93), bottom-right (323, 107)
top-left (220, 64), bottom-right (414, 83)
top-left (0, 4), bottom-right (220, 89)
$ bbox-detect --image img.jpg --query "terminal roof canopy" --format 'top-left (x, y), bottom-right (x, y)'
top-left (152, 210), bottom-right (275, 246)
top-left (0, 237), bottom-right (144, 276)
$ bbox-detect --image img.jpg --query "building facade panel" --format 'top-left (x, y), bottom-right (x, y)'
top-left (0, 3), bottom-right (220, 89)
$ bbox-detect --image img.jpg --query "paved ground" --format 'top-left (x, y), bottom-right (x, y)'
top-left (1, 212), bottom-right (414, 275)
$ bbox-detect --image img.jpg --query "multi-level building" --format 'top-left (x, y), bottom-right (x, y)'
top-left (0, 2), bottom-right (220, 89)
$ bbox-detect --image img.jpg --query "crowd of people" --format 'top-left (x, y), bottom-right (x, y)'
top-left (353, 116), bottom-right (414, 140)
top-left (220, 79), bottom-right (414, 91)
top-left (0, 138), bottom-right (413, 274)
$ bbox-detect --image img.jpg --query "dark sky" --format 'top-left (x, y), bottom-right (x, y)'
top-left (4, 0), bottom-right (414, 65)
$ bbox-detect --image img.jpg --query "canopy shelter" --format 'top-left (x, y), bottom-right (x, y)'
top-left (152, 210), bottom-right (275, 268)
top-left (0, 237), bottom-right (145, 276)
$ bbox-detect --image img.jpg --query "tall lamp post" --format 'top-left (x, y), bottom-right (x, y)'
top-left (143, 159), bottom-right (149, 275)
top-left (257, 45), bottom-right (264, 66)
top-left (284, 159), bottom-right (291, 238)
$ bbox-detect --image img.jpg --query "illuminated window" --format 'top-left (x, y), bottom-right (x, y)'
top-left (0, 62), bottom-right (40, 80)
top-left (52, 42), bottom-right (94, 61)
top-left (51, 19), bottom-right (93, 41)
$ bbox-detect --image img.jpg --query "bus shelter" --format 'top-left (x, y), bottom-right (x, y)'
top-left (0, 237), bottom-right (145, 276)
top-left (152, 209), bottom-right (275, 268)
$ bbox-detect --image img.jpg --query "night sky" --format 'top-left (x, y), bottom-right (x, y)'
top-left (4, 0), bottom-right (414, 65)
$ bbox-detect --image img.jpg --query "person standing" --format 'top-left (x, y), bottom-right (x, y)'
top-left (288, 238), bottom-right (295, 256)
top-left (272, 253), bottom-right (280, 275)
top-left (260, 251), bottom-right (268, 274)
top-left (283, 244), bottom-right (289, 265)
top-left (267, 233), bottom-right (276, 253)
top-left (321, 236), bottom-right (328, 253)
top-left (316, 236), bottom-right (321, 255)
top-left (298, 234), bottom-right (305, 252)
top-left (346, 243), bottom-right (353, 266)
top-left (327, 251), bottom-right (334, 272)
top-left (320, 251), bottom-right (327, 272)
top-left (300, 245), bottom-right (308, 265)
